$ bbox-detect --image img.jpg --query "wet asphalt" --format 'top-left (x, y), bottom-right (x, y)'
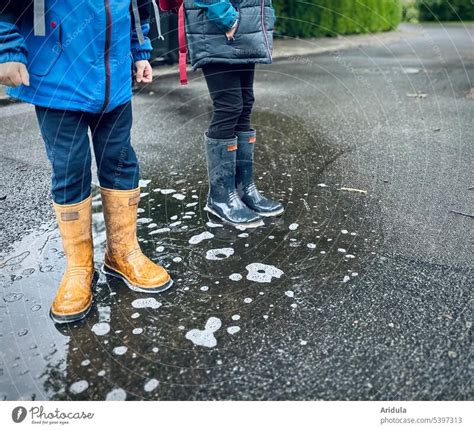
top-left (0, 24), bottom-right (472, 400)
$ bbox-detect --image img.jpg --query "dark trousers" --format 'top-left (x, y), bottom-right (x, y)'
top-left (35, 102), bottom-right (139, 205)
top-left (202, 63), bottom-right (255, 140)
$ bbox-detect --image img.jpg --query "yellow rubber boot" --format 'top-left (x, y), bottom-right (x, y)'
top-left (51, 196), bottom-right (95, 323)
top-left (100, 187), bottom-right (173, 293)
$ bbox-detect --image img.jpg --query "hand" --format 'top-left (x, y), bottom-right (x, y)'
top-left (226, 22), bottom-right (238, 41)
top-left (135, 60), bottom-right (153, 83)
top-left (0, 62), bottom-right (30, 87)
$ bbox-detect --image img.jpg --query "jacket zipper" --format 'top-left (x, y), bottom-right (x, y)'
top-left (261, 0), bottom-right (272, 61)
top-left (101, 0), bottom-right (112, 112)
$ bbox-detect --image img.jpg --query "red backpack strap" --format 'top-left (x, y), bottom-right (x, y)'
top-left (178, 3), bottom-right (188, 85)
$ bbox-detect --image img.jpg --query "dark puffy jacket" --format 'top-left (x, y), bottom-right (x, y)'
top-left (184, 0), bottom-right (275, 69)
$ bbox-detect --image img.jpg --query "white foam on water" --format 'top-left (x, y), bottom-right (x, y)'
top-left (132, 328), bottom-right (143, 335)
top-left (263, 315), bottom-right (269, 320)
top-left (189, 231), bottom-right (214, 245)
top-left (144, 379), bottom-right (159, 393)
top-left (246, 263), bottom-right (284, 283)
top-left (69, 380), bottom-right (89, 394)
top-left (112, 346), bottom-right (128, 356)
top-left (149, 228), bottom-right (170, 235)
top-left (169, 221), bottom-right (182, 227)
top-left (161, 189), bottom-right (176, 195)
top-left (132, 298), bottom-right (162, 310)
top-left (300, 340), bottom-right (308, 346)
top-left (173, 257), bottom-right (182, 263)
top-left (81, 360), bottom-right (90, 367)
top-left (206, 221), bottom-right (223, 228)
top-left (337, 248), bottom-right (347, 253)
top-left (345, 254), bottom-right (355, 259)
top-left (341, 229), bottom-right (348, 234)
top-left (227, 326), bottom-right (241, 335)
top-left (285, 290), bottom-right (294, 298)
top-left (238, 232), bottom-right (249, 238)
top-left (91, 322), bottom-right (110, 336)
top-left (105, 388), bottom-right (127, 401)
top-left (186, 202), bottom-right (199, 207)
top-left (231, 314), bottom-right (240, 321)
top-left (131, 312), bottom-right (140, 319)
top-left (156, 246), bottom-right (165, 252)
top-left (289, 223), bottom-right (299, 231)
top-left (185, 317), bottom-right (222, 348)
top-left (152, 347), bottom-right (159, 353)
top-left (307, 243), bottom-right (316, 249)
top-left (291, 303), bottom-right (298, 308)
top-left (205, 247), bottom-right (234, 261)
top-left (343, 275), bottom-right (351, 283)
top-left (98, 370), bottom-right (106, 377)
top-left (200, 286), bottom-right (209, 291)
top-left (317, 183), bottom-right (328, 188)
top-left (229, 273), bottom-right (242, 281)
top-left (147, 223), bottom-right (158, 229)
top-left (137, 218), bottom-right (153, 224)
top-left (172, 193), bottom-right (186, 201)
top-left (244, 297), bottom-right (252, 303)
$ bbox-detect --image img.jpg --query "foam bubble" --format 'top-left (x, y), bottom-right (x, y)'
top-left (205, 248), bottom-right (234, 261)
top-left (227, 326), bottom-right (241, 335)
top-left (144, 379), bottom-right (159, 392)
top-left (91, 322), bottom-right (110, 336)
top-left (246, 263), bottom-right (284, 283)
top-left (106, 388), bottom-right (127, 401)
top-left (69, 380), bottom-right (89, 394)
top-left (229, 273), bottom-right (242, 281)
top-left (185, 317), bottom-right (222, 348)
top-left (132, 298), bottom-right (162, 310)
top-left (189, 231), bottom-right (214, 245)
top-left (112, 346), bottom-right (128, 356)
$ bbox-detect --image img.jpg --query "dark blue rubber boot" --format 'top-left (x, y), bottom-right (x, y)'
top-left (236, 130), bottom-right (284, 217)
top-left (204, 134), bottom-right (264, 228)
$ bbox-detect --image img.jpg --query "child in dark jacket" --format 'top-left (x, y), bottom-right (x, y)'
top-left (0, 0), bottom-right (173, 324)
top-left (185, 0), bottom-right (284, 228)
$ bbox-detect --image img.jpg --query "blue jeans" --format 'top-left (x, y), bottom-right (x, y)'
top-left (35, 102), bottom-right (139, 205)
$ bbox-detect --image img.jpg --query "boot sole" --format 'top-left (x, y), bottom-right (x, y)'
top-left (256, 207), bottom-right (285, 217)
top-left (204, 205), bottom-right (264, 229)
top-left (101, 264), bottom-right (174, 294)
top-left (49, 271), bottom-right (98, 325)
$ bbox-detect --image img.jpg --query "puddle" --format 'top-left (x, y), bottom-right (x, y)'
top-left (0, 110), bottom-right (383, 400)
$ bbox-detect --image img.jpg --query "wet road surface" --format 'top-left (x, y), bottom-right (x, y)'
top-left (0, 24), bottom-right (472, 400)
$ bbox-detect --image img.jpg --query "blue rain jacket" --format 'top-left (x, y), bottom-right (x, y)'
top-left (0, 0), bottom-right (153, 113)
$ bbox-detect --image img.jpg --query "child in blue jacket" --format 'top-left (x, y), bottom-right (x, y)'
top-left (0, 0), bottom-right (173, 324)
top-left (186, 0), bottom-right (284, 228)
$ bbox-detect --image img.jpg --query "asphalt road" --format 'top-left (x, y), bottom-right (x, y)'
top-left (0, 23), bottom-right (472, 400)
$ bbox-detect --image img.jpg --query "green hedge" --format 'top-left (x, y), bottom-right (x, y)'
top-left (416, 0), bottom-right (474, 21)
top-left (272, 0), bottom-right (402, 37)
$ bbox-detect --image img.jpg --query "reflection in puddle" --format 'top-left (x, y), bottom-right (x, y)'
top-left (0, 111), bottom-right (382, 400)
